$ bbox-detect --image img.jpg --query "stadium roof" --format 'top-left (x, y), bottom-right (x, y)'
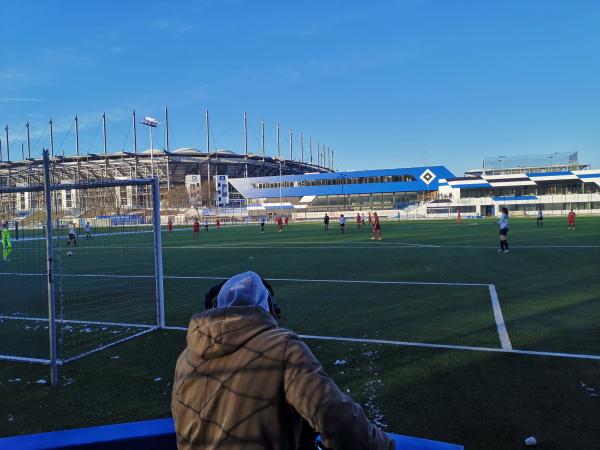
top-left (229, 166), bottom-right (455, 199)
top-left (0, 147), bottom-right (332, 187)
top-left (482, 152), bottom-right (578, 170)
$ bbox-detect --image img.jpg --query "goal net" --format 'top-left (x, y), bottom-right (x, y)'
top-left (0, 154), bottom-right (164, 383)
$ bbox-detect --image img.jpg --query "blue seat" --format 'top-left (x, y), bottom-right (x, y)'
top-left (0, 417), bottom-right (463, 449)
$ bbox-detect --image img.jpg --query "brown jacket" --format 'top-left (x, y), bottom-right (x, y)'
top-left (172, 306), bottom-right (394, 450)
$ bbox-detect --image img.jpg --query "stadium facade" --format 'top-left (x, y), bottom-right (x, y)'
top-left (2, 147), bottom-right (599, 220)
top-left (0, 149), bottom-right (331, 214)
top-left (228, 166), bottom-right (455, 215)
top-left (227, 152), bottom-right (600, 218)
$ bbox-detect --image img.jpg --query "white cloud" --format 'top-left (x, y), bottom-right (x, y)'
top-left (0, 68), bottom-right (37, 82)
top-left (148, 19), bottom-right (194, 35)
top-left (0, 97), bottom-right (43, 103)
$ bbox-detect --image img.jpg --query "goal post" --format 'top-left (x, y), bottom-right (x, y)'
top-left (0, 150), bottom-right (165, 385)
top-left (152, 178), bottom-right (166, 329)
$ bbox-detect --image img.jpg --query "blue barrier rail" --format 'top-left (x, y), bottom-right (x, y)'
top-left (0, 417), bottom-right (463, 450)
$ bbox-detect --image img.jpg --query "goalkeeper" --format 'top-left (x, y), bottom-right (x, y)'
top-left (2, 223), bottom-right (12, 262)
top-left (67, 224), bottom-right (78, 247)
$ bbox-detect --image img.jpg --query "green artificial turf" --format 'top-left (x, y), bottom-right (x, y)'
top-left (1, 216), bottom-right (599, 449)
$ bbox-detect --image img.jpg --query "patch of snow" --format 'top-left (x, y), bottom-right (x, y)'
top-left (362, 348), bottom-right (387, 429)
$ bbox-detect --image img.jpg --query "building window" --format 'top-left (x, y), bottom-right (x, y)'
top-left (251, 174), bottom-right (417, 190)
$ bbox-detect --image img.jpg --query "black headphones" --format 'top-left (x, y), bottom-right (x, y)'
top-left (204, 275), bottom-right (281, 319)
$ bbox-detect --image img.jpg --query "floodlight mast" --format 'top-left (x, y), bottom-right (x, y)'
top-left (140, 117), bottom-right (160, 178)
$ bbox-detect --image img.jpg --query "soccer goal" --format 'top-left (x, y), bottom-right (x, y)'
top-left (0, 150), bottom-right (164, 385)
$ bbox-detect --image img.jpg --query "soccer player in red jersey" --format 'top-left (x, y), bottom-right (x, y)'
top-left (568, 209), bottom-right (576, 231)
top-left (193, 218), bottom-right (200, 240)
top-left (370, 212), bottom-right (382, 240)
top-left (456, 208), bottom-right (462, 224)
top-left (356, 213), bottom-right (362, 228)
top-left (284, 216), bottom-right (289, 227)
top-left (216, 218), bottom-right (221, 230)
top-left (277, 216), bottom-right (283, 232)
top-left (167, 219), bottom-right (173, 235)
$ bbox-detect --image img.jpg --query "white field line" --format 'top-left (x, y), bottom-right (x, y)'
top-left (0, 327), bottom-right (157, 366)
top-left (165, 275), bottom-right (490, 287)
top-left (161, 243), bottom-right (600, 250)
top-left (163, 246), bottom-right (439, 250)
top-left (0, 354), bottom-right (53, 364)
top-left (8, 245), bottom-right (440, 250)
top-left (0, 272), bottom-right (491, 287)
top-left (12, 223), bottom-right (255, 243)
top-left (488, 284), bottom-right (512, 350)
top-left (208, 241), bottom-right (440, 248)
top-left (14, 229), bottom-right (155, 243)
top-left (61, 327), bottom-right (156, 364)
top-left (0, 314), bottom-right (155, 329)
top-left (162, 327), bottom-right (600, 361)
top-left (0, 272), bottom-right (150, 279)
top-left (19, 244), bottom-right (580, 251)
top-left (2, 276), bottom-right (596, 362)
top-left (8, 238), bottom-right (600, 250)
top-left (1, 272), bottom-right (594, 361)
top-left (0, 272), bottom-right (45, 276)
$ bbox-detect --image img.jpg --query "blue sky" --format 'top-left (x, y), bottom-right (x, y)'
top-left (1, 0), bottom-right (599, 175)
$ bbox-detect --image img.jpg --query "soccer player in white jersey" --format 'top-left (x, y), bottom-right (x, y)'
top-left (84, 222), bottom-right (94, 240)
top-left (497, 207), bottom-right (510, 253)
top-left (339, 214), bottom-right (346, 233)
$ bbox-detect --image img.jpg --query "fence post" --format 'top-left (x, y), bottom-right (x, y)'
top-left (152, 178), bottom-right (165, 328)
top-left (43, 149), bottom-right (58, 386)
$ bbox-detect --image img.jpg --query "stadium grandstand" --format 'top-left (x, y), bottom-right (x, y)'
top-left (0, 110), bottom-right (333, 216)
top-left (226, 152), bottom-right (600, 219)
top-left (1, 112), bottom-right (599, 221)
top-left (0, 148), bottom-right (331, 208)
top-left (229, 166), bottom-right (455, 218)
top-left (435, 152), bottom-right (600, 217)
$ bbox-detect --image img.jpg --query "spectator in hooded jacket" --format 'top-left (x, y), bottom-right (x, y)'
top-left (172, 271), bottom-right (394, 450)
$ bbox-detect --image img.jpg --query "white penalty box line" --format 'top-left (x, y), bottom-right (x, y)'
top-left (162, 327), bottom-right (600, 362)
top-left (0, 272), bottom-right (509, 350)
top-left (160, 275), bottom-right (597, 361)
top-left (160, 275), bottom-right (513, 353)
top-left (4, 272), bottom-right (598, 361)
top-left (0, 272), bottom-right (490, 287)
top-left (0, 314), bottom-right (156, 330)
top-left (0, 314), bottom-right (156, 366)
